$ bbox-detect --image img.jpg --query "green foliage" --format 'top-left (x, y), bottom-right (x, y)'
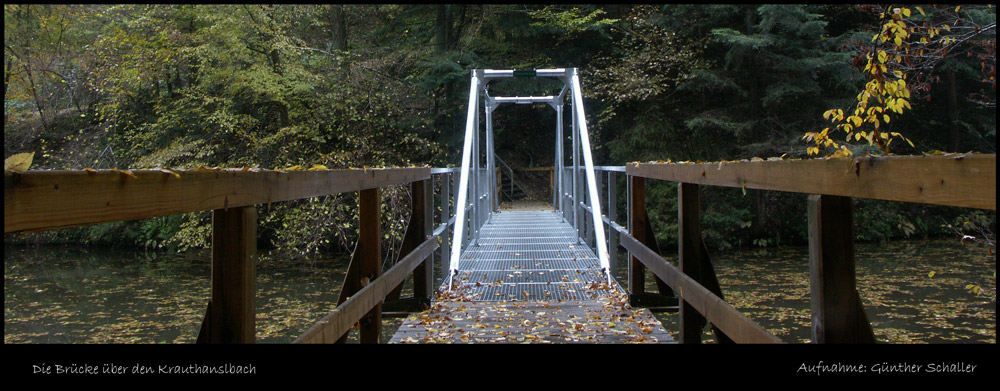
top-left (4, 4), bottom-right (995, 258)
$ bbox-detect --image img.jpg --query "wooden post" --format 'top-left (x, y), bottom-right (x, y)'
top-left (628, 176), bottom-right (646, 296)
top-left (412, 180), bottom-right (432, 303)
top-left (808, 194), bottom-right (876, 344)
top-left (201, 206), bottom-right (257, 343)
top-left (679, 183), bottom-right (734, 344)
top-left (336, 188), bottom-right (382, 343)
top-left (678, 183), bottom-right (705, 344)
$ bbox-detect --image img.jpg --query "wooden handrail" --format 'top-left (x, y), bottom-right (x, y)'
top-left (620, 234), bottom-right (782, 343)
top-left (622, 153), bottom-right (996, 344)
top-left (627, 154), bottom-right (995, 210)
top-left (4, 167), bottom-right (430, 234)
top-left (294, 236), bottom-right (439, 343)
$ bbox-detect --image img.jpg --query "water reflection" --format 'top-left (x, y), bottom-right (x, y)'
top-left (4, 246), bottom-right (356, 344)
top-left (640, 239), bottom-right (995, 343)
top-left (4, 239), bottom-right (995, 344)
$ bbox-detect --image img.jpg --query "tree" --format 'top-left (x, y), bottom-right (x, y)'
top-left (805, 4), bottom-right (996, 156)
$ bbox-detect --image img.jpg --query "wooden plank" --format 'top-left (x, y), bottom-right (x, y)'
top-left (294, 237), bottom-right (438, 344)
top-left (620, 233), bottom-right (782, 343)
top-left (202, 206), bottom-right (256, 343)
top-left (513, 166), bottom-right (555, 172)
top-left (808, 195), bottom-right (876, 343)
top-left (4, 167), bottom-right (430, 234)
top-left (628, 176), bottom-right (646, 296)
top-left (627, 154), bottom-right (995, 210)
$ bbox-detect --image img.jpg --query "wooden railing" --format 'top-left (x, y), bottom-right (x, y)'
top-left (4, 166), bottom-right (463, 344)
top-left (616, 153), bottom-right (995, 343)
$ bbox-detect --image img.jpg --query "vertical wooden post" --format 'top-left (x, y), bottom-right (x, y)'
top-left (678, 183), bottom-right (733, 344)
top-left (678, 183), bottom-right (705, 344)
top-left (412, 180), bottom-right (432, 303)
top-left (204, 206), bottom-right (256, 344)
top-left (336, 188), bottom-right (382, 344)
top-left (357, 188), bottom-right (382, 344)
top-left (628, 176), bottom-right (646, 296)
top-left (808, 195), bottom-right (875, 343)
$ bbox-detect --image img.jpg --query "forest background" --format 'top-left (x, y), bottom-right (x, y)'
top-left (5, 4), bottom-right (995, 264)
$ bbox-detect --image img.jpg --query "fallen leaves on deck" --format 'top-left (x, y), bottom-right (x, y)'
top-left (393, 276), bottom-right (668, 344)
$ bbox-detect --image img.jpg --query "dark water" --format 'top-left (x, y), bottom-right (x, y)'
top-left (632, 239), bottom-right (996, 344)
top-left (5, 239), bottom-right (995, 344)
top-left (3, 246), bottom-right (379, 344)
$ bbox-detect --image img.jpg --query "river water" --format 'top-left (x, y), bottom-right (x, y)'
top-left (4, 239), bottom-right (995, 344)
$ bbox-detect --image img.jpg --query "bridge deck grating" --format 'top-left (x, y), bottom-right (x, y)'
top-left (390, 211), bottom-right (674, 344)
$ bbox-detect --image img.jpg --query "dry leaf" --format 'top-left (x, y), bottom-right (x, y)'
top-left (4, 152), bottom-right (34, 172)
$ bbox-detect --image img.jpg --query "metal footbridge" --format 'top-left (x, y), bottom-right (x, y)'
top-left (389, 68), bottom-right (674, 343)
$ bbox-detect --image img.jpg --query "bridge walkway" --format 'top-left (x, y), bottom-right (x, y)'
top-left (389, 210), bottom-right (674, 343)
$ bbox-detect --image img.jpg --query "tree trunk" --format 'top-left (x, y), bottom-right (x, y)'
top-left (945, 69), bottom-right (960, 152)
top-left (23, 64), bottom-right (48, 131)
top-left (330, 5), bottom-right (348, 51)
top-left (435, 5), bottom-right (449, 54)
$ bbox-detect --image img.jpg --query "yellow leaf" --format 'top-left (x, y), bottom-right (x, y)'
top-left (156, 168), bottom-right (181, 178)
top-left (118, 169), bottom-right (138, 179)
top-left (916, 6), bottom-right (925, 16)
top-left (285, 165), bottom-right (302, 171)
top-left (954, 6), bottom-right (960, 13)
top-left (878, 50), bottom-right (888, 64)
top-left (928, 271), bottom-right (936, 278)
top-left (308, 164), bottom-right (328, 171)
top-left (4, 152), bottom-right (34, 172)
top-left (829, 147), bottom-right (852, 159)
top-left (884, 115), bottom-right (891, 123)
top-left (894, 36), bottom-right (902, 46)
top-left (902, 8), bottom-right (911, 17)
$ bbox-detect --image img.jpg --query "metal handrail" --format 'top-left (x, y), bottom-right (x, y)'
top-left (446, 68), bottom-right (612, 288)
top-left (447, 71), bottom-right (480, 288)
top-left (569, 69), bottom-right (611, 284)
top-left (493, 155), bottom-right (522, 201)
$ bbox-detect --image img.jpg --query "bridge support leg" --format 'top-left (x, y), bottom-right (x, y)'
top-left (808, 195), bottom-right (875, 343)
top-left (412, 180), bottom-right (433, 303)
top-left (628, 176), bottom-right (647, 296)
top-left (678, 183), bottom-right (732, 344)
top-left (199, 206), bottom-right (256, 344)
top-left (336, 188), bottom-right (382, 344)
